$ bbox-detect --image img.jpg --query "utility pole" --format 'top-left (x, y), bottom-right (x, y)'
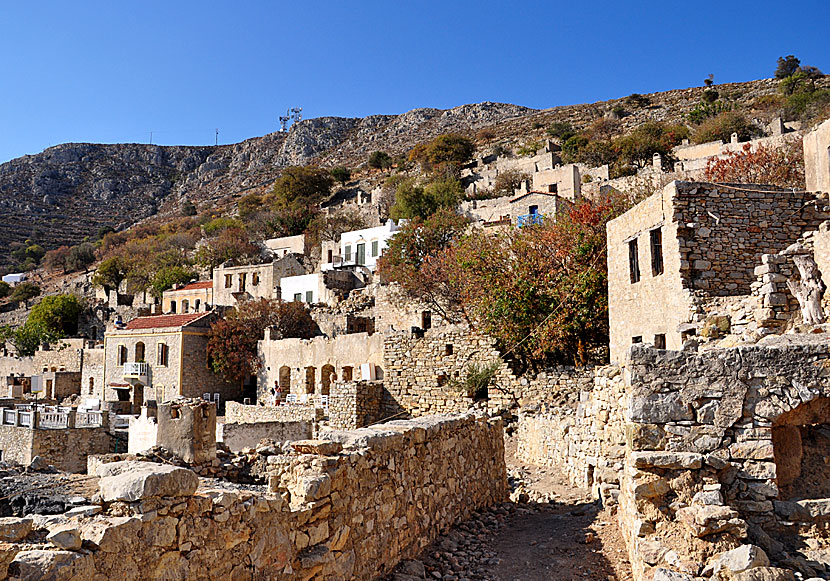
top-left (215, 128), bottom-right (219, 146)
top-left (149, 131), bottom-right (153, 144)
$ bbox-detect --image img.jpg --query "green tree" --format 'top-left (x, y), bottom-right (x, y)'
top-left (0, 322), bottom-right (61, 357)
top-left (368, 151), bottom-right (393, 169)
top-left (390, 177), bottom-right (463, 220)
top-left (9, 282), bottom-right (41, 303)
top-left (65, 242), bottom-right (96, 272)
top-left (270, 166), bottom-right (334, 208)
top-left (0, 282), bottom-right (10, 299)
top-left (207, 299), bottom-right (317, 385)
top-left (329, 166), bottom-right (351, 185)
top-left (409, 134), bottom-right (475, 171)
top-left (28, 294), bottom-right (83, 336)
top-left (692, 111), bottom-right (760, 144)
top-left (91, 256), bottom-right (129, 293)
top-left (776, 55), bottom-right (801, 79)
top-left (150, 265), bottom-right (197, 299)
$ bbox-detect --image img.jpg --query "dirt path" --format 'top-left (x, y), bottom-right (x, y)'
top-left (388, 437), bottom-right (633, 581)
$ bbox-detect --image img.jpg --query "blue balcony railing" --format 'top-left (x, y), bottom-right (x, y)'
top-left (516, 213), bottom-right (544, 228)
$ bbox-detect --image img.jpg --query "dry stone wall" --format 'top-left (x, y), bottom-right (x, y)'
top-left (1, 413), bottom-right (507, 580)
top-left (217, 420), bottom-right (312, 451)
top-left (224, 400), bottom-right (323, 423)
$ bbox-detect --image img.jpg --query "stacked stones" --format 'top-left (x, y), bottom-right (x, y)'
top-left (327, 380), bottom-right (383, 429)
top-left (0, 413), bottom-right (508, 580)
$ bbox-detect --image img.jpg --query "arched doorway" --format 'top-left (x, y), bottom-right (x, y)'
top-left (135, 342), bottom-right (145, 363)
top-left (279, 366), bottom-right (291, 393)
top-left (321, 364), bottom-right (335, 395)
top-left (304, 367), bottom-right (316, 394)
top-left (773, 397), bottom-right (830, 500)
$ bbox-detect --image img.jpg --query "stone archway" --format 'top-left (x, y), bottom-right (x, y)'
top-left (321, 364), bottom-right (335, 396)
top-left (278, 366), bottom-right (291, 393)
top-left (773, 397), bottom-right (830, 500)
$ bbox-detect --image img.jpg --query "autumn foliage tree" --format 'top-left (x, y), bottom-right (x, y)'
top-left (704, 141), bottom-right (805, 189)
top-left (206, 299), bottom-right (317, 385)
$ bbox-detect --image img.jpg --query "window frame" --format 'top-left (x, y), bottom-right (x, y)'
top-left (628, 238), bottom-right (641, 283)
top-left (650, 227), bottom-right (664, 276)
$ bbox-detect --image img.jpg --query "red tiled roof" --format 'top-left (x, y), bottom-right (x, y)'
top-left (124, 312), bottom-right (211, 330)
top-left (168, 281), bottom-right (212, 292)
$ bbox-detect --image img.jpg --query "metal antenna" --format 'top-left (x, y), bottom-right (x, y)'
top-left (215, 128), bottom-right (219, 146)
top-left (149, 131), bottom-right (153, 144)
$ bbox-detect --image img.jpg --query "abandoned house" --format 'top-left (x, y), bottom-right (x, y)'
top-left (460, 190), bottom-right (572, 228)
top-left (211, 254), bottom-right (306, 307)
top-left (606, 180), bottom-right (830, 362)
top-left (161, 280), bottom-right (214, 314)
top-left (102, 312), bottom-right (237, 413)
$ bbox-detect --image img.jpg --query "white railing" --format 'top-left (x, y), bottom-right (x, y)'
top-left (76, 411), bottom-right (103, 428)
top-left (123, 362), bottom-right (150, 377)
top-left (39, 412), bottom-right (69, 429)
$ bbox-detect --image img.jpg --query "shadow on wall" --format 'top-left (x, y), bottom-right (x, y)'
top-left (773, 397), bottom-right (830, 501)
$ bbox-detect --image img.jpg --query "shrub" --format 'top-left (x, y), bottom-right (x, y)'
top-left (28, 294), bottom-right (83, 336)
top-left (409, 134), bottom-right (475, 171)
top-left (181, 200), bottom-right (197, 216)
top-left (692, 112), bottom-right (760, 144)
top-left (492, 169), bottom-right (531, 196)
top-left (368, 151), bottom-right (393, 170)
top-left (625, 94), bottom-right (650, 108)
top-left (704, 141), bottom-right (805, 189)
top-left (329, 166), bottom-right (351, 185)
top-left (65, 242), bottom-right (96, 272)
top-left (9, 282), bottom-right (41, 303)
top-left (202, 217), bottom-right (242, 237)
top-left (546, 121), bottom-right (576, 141)
top-left (0, 282), bottom-right (9, 299)
top-left (270, 166), bottom-right (334, 208)
top-left (448, 361), bottom-right (500, 400)
top-left (43, 246), bottom-right (70, 272)
top-left (150, 265), bottom-right (197, 299)
top-left (390, 178), bottom-right (463, 220)
top-left (195, 227), bottom-right (260, 268)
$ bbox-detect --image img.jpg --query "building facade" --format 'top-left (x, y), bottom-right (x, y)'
top-left (162, 281), bottom-right (213, 314)
top-left (212, 255), bottom-right (305, 307)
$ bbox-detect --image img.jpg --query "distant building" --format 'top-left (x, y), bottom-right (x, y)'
top-left (162, 281), bottom-right (213, 314)
top-left (1, 273), bottom-right (26, 286)
top-left (264, 234), bottom-right (308, 258)
top-left (322, 220), bottom-right (402, 273)
top-left (212, 255), bottom-right (306, 307)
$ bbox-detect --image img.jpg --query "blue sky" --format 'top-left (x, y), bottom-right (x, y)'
top-left (0, 0), bottom-right (827, 163)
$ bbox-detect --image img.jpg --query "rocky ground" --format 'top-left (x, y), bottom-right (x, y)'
top-left (386, 438), bottom-right (633, 581)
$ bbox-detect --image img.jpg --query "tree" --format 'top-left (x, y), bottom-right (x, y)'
top-left (776, 55), bottom-right (801, 79)
top-left (409, 134), bottom-right (475, 171)
top-left (377, 208), bottom-right (470, 323)
top-left (368, 151), bottom-right (393, 170)
top-left (705, 141), bottom-right (805, 189)
top-left (65, 242), bottom-right (96, 272)
top-left (692, 111), bottom-right (760, 144)
top-left (91, 256), bottom-right (129, 293)
top-left (492, 169), bottom-right (531, 196)
top-left (206, 299), bottom-right (316, 385)
top-left (150, 265), bottom-right (197, 299)
top-left (305, 209), bottom-right (368, 250)
top-left (28, 294), bottom-right (83, 336)
top-left (8, 282), bottom-right (41, 303)
top-left (0, 322), bottom-right (61, 357)
top-left (0, 282), bottom-right (10, 299)
top-left (390, 177), bottom-right (463, 220)
top-left (196, 227), bottom-right (260, 268)
top-left (43, 246), bottom-right (70, 272)
top-left (615, 122), bottom-right (690, 170)
top-left (329, 166), bottom-right (351, 185)
top-left (270, 166), bottom-right (334, 208)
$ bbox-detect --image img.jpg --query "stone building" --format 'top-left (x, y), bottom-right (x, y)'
top-left (161, 281), bottom-right (213, 314)
top-left (459, 191), bottom-right (571, 228)
top-left (606, 180), bottom-right (829, 362)
top-left (102, 312), bottom-right (237, 412)
top-left (263, 233), bottom-right (307, 258)
top-left (211, 254), bottom-right (305, 307)
top-left (804, 118), bottom-right (830, 193)
top-left (321, 220), bottom-right (401, 272)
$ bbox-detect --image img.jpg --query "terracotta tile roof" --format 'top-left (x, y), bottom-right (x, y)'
top-left (124, 312), bottom-right (211, 330)
top-left (168, 281), bottom-right (213, 292)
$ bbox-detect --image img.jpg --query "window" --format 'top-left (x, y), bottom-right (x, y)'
top-left (529, 205), bottom-right (538, 215)
top-left (293, 293), bottom-right (302, 302)
top-left (224, 274), bottom-right (233, 288)
top-left (445, 344), bottom-right (454, 355)
top-left (252, 272), bottom-right (260, 286)
top-left (548, 184), bottom-right (558, 194)
top-left (327, 249), bottom-right (333, 263)
top-left (654, 334), bottom-right (666, 349)
top-left (157, 343), bottom-right (169, 367)
top-left (181, 299), bottom-right (189, 313)
top-left (194, 299), bottom-right (201, 311)
top-left (306, 291), bottom-right (313, 303)
top-left (628, 239), bottom-right (640, 283)
top-left (118, 345), bottom-right (128, 366)
top-left (371, 240), bottom-right (379, 257)
top-left (632, 336), bottom-right (643, 344)
top-left (356, 243), bottom-right (366, 265)
top-left (135, 342), bottom-right (145, 363)
top-left (650, 228), bottom-right (664, 276)
top-left (239, 273), bottom-right (247, 292)
top-left (344, 244), bottom-right (352, 262)
top-left (170, 301), bottom-right (177, 314)
top-left (88, 377), bottom-right (94, 395)
top-left (422, 311), bottom-right (432, 330)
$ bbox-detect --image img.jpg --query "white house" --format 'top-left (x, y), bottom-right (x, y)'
top-left (322, 220), bottom-right (402, 272)
top-left (280, 273), bottom-right (320, 304)
top-left (1, 273), bottom-right (26, 286)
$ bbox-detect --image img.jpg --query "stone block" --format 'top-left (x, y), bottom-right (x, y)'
top-left (631, 451), bottom-right (703, 469)
top-left (46, 526), bottom-right (82, 551)
top-left (628, 392), bottom-right (693, 423)
top-left (291, 440), bottom-right (343, 456)
top-left (0, 517), bottom-right (33, 542)
top-left (730, 567), bottom-right (796, 581)
top-left (96, 461), bottom-right (199, 502)
top-left (625, 423), bottom-right (666, 451)
top-left (652, 569), bottom-right (694, 581)
top-left (702, 544), bottom-right (769, 576)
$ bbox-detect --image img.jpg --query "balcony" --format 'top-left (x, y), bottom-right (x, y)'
top-left (516, 213), bottom-right (544, 228)
top-left (123, 362), bottom-right (150, 382)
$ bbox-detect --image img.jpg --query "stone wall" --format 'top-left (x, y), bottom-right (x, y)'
top-left (217, 420), bottom-right (312, 451)
top-left (2, 413), bottom-right (507, 580)
top-left (328, 380), bottom-right (383, 429)
top-left (0, 424), bottom-right (33, 465)
top-left (804, 118), bottom-right (830, 193)
top-left (0, 423), bottom-right (113, 472)
top-left (224, 400), bottom-right (323, 424)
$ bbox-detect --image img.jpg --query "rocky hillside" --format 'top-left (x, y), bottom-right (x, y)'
top-left (3, 76), bottom-right (825, 270)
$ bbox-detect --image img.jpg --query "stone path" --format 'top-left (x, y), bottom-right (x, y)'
top-left (387, 439), bottom-right (633, 581)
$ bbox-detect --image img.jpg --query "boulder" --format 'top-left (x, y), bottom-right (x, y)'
top-left (96, 461), bottom-right (198, 502)
top-left (9, 549), bottom-right (93, 580)
top-left (702, 544), bottom-right (769, 576)
top-left (291, 440), bottom-right (343, 456)
top-left (631, 451), bottom-right (703, 469)
top-left (730, 567), bottom-right (796, 581)
top-left (0, 517), bottom-right (33, 542)
top-left (652, 568), bottom-right (695, 581)
top-left (46, 526), bottom-right (83, 551)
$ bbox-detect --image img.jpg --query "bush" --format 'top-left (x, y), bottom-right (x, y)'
top-left (270, 166), bottom-right (334, 208)
top-left (28, 294), bottom-right (83, 336)
top-left (195, 227), bottom-right (260, 268)
top-left (181, 200), bottom-right (197, 216)
top-left (492, 169), bottom-right (531, 196)
top-left (0, 282), bottom-right (9, 298)
top-left (692, 112), bottom-right (760, 144)
top-left (704, 141), bottom-right (805, 189)
top-left (9, 282), bottom-right (41, 303)
top-left (65, 242), bottom-right (96, 272)
top-left (368, 151), bottom-right (393, 170)
top-left (329, 166), bottom-right (351, 185)
top-left (546, 121), bottom-right (576, 141)
top-left (625, 94), bottom-right (650, 108)
top-left (390, 178), bottom-right (463, 220)
top-left (202, 217), bottom-right (242, 237)
top-left (150, 265), bottom-right (197, 299)
top-left (448, 361), bottom-right (500, 400)
top-left (43, 246), bottom-right (70, 272)
top-left (408, 134), bottom-right (475, 171)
